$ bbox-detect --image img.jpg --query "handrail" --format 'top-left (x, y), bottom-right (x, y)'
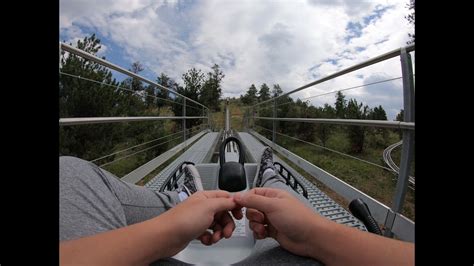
top-left (252, 44), bottom-right (414, 108)
top-left (60, 42), bottom-right (209, 110)
top-left (254, 117), bottom-right (414, 130)
top-left (59, 116), bottom-right (208, 126)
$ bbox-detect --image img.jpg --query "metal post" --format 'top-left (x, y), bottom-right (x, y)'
top-left (272, 99), bottom-right (277, 143)
top-left (207, 109), bottom-right (211, 131)
top-left (59, 43), bottom-right (62, 69)
top-left (384, 48), bottom-right (415, 237)
top-left (183, 98), bottom-right (186, 142)
top-left (245, 108), bottom-right (249, 130)
top-left (253, 107), bottom-right (256, 130)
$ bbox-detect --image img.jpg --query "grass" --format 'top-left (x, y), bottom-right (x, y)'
top-left (210, 100), bottom-right (244, 131)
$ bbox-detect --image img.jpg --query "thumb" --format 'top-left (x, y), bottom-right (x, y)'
top-left (234, 191), bottom-right (274, 213)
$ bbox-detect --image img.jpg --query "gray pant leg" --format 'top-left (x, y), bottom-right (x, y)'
top-left (60, 156), bottom-right (180, 241)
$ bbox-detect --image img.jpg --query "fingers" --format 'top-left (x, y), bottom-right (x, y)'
top-left (220, 212), bottom-right (236, 239)
top-left (233, 189), bottom-right (276, 213)
top-left (198, 231), bottom-right (213, 246)
top-left (211, 223), bottom-right (223, 243)
top-left (208, 198), bottom-right (237, 213)
top-left (231, 207), bottom-right (244, 220)
top-left (246, 208), bottom-right (265, 223)
top-left (201, 190), bottom-right (232, 199)
top-left (266, 224), bottom-right (278, 239)
top-left (249, 221), bottom-right (266, 238)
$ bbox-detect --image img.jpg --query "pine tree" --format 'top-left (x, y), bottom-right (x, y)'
top-left (240, 84), bottom-right (258, 105)
top-left (201, 64), bottom-right (224, 111)
top-left (156, 73), bottom-right (172, 108)
top-left (60, 34), bottom-right (124, 160)
top-left (258, 83), bottom-right (271, 102)
top-left (335, 91), bottom-right (347, 119)
top-left (346, 99), bottom-right (369, 153)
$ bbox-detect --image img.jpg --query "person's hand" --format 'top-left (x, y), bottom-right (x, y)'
top-left (159, 190), bottom-right (243, 256)
top-left (234, 187), bottom-right (323, 258)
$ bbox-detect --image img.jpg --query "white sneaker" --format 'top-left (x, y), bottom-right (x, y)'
top-left (253, 146), bottom-right (275, 188)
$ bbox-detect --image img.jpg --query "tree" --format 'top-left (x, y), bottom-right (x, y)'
top-left (272, 84), bottom-right (283, 97)
top-left (271, 84), bottom-right (293, 135)
top-left (156, 73), bottom-right (172, 108)
top-left (370, 105), bottom-right (388, 120)
top-left (182, 68), bottom-right (204, 100)
top-left (315, 104), bottom-right (336, 147)
top-left (118, 62), bottom-right (146, 116)
top-left (258, 83), bottom-right (271, 102)
top-left (286, 99), bottom-right (315, 142)
top-left (201, 64), bottom-right (224, 111)
top-left (396, 109), bottom-right (404, 121)
top-left (367, 105), bottom-right (389, 146)
top-left (335, 91), bottom-right (347, 119)
top-left (173, 68), bottom-right (205, 130)
top-left (346, 99), bottom-right (369, 153)
top-left (130, 62), bottom-right (144, 91)
top-left (395, 109), bottom-right (404, 138)
top-left (240, 84), bottom-right (258, 105)
top-left (406, 0), bottom-right (415, 44)
top-left (145, 85), bottom-right (156, 108)
top-left (60, 34), bottom-right (124, 160)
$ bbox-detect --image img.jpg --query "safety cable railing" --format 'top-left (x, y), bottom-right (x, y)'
top-left (60, 42), bottom-right (208, 110)
top-left (90, 130), bottom-right (185, 163)
top-left (60, 41), bottom-right (213, 178)
top-left (97, 125), bottom-right (206, 168)
top-left (91, 124), bottom-right (206, 165)
top-left (255, 124), bottom-right (394, 172)
top-left (253, 76), bottom-right (405, 111)
top-left (99, 134), bottom-right (184, 167)
top-left (254, 44), bottom-right (414, 108)
top-left (59, 71), bottom-right (205, 112)
top-left (244, 44), bottom-right (415, 239)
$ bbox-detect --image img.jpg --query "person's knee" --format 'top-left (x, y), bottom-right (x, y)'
top-left (60, 156), bottom-right (96, 182)
top-left (60, 155), bottom-right (87, 166)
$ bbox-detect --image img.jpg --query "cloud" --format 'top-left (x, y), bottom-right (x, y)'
top-left (60, 0), bottom-right (413, 116)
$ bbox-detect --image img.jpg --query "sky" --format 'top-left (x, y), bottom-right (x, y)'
top-left (60, 0), bottom-right (414, 120)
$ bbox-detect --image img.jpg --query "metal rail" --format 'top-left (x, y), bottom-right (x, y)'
top-left (121, 130), bottom-right (209, 184)
top-left (59, 71), bottom-right (204, 111)
top-left (59, 116), bottom-right (207, 126)
top-left (383, 141), bottom-right (415, 189)
top-left (252, 44), bottom-right (414, 108)
top-left (60, 42), bottom-right (208, 110)
top-left (254, 117), bottom-right (415, 130)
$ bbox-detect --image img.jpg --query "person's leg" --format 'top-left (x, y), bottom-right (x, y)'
top-left (254, 147), bottom-right (313, 209)
top-left (60, 156), bottom-right (181, 241)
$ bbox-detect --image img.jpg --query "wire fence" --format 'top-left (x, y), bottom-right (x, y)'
top-left (253, 76), bottom-right (404, 111)
top-left (254, 124), bottom-right (394, 172)
top-left (59, 71), bottom-right (204, 112)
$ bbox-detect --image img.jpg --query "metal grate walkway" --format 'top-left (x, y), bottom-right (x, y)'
top-left (238, 132), bottom-right (366, 230)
